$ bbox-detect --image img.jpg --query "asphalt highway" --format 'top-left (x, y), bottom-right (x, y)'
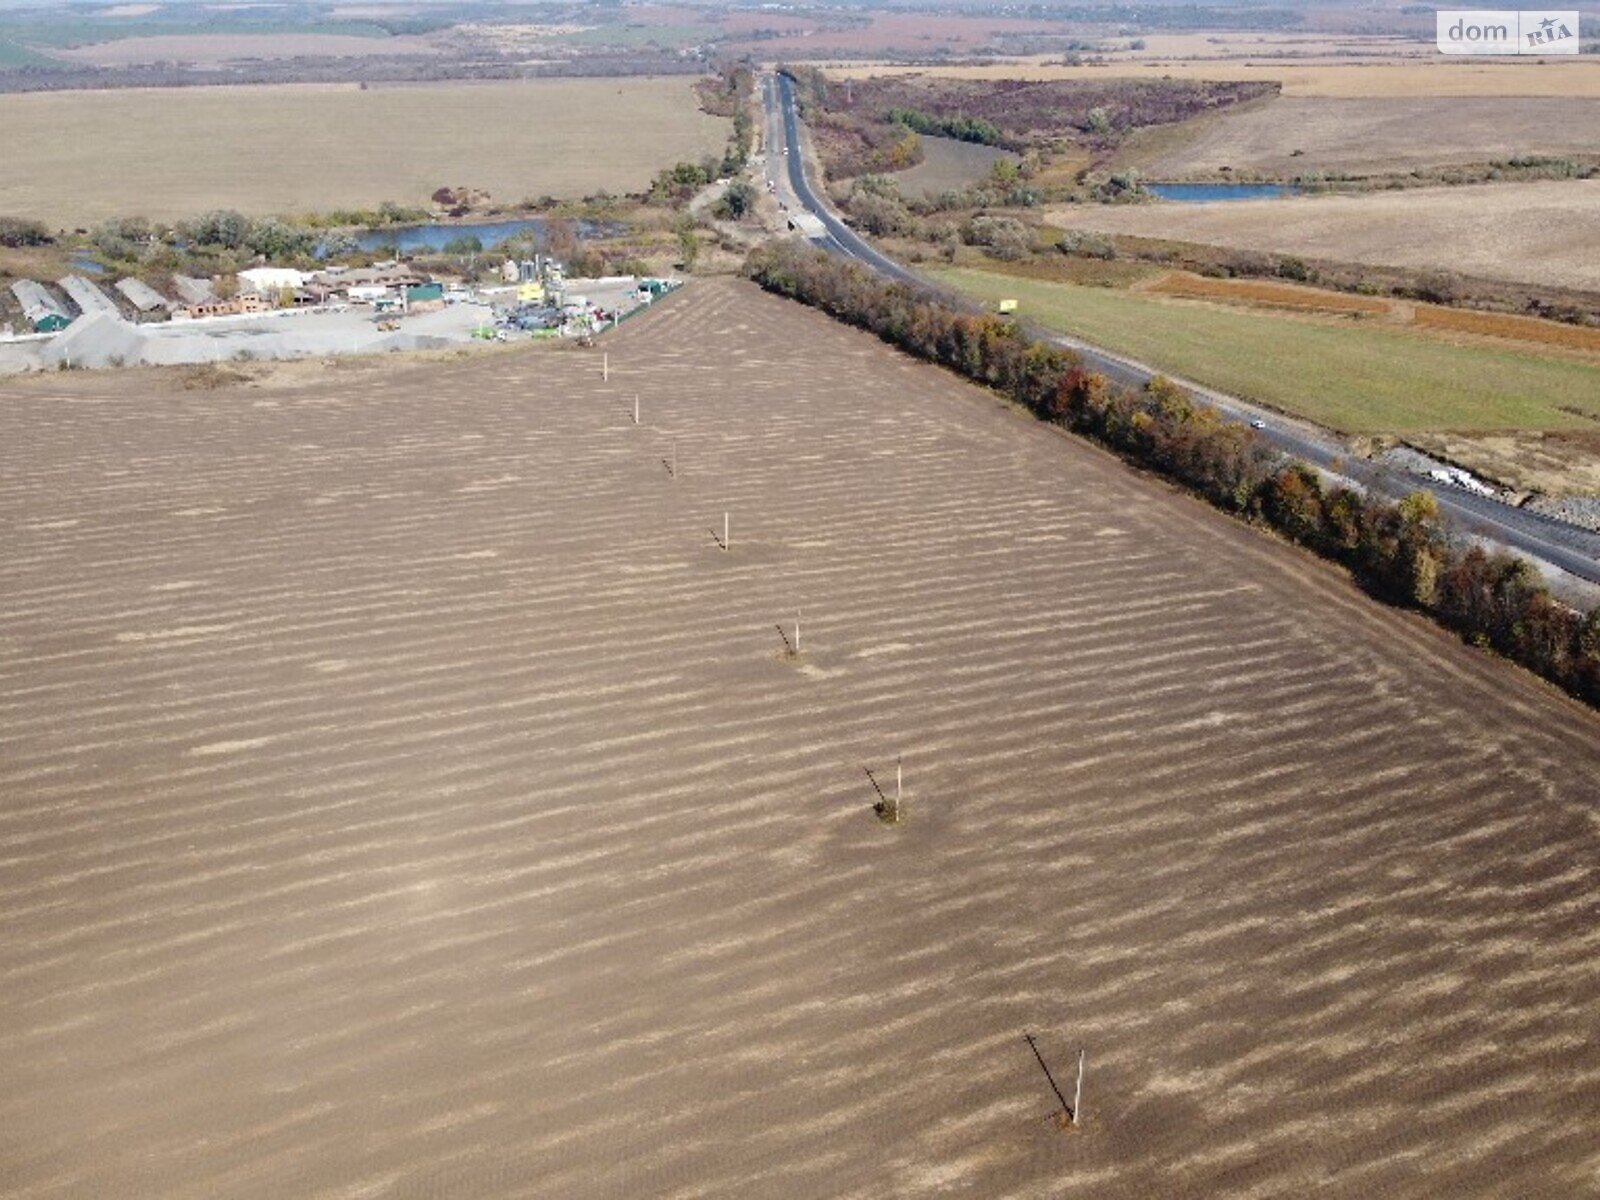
top-left (761, 71), bottom-right (1600, 587)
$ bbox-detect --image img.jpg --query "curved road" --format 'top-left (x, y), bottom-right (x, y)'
top-left (763, 71), bottom-right (1600, 588)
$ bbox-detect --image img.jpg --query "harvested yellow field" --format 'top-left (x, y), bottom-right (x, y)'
top-left (50, 33), bottom-right (441, 66)
top-left (1145, 270), bottom-right (1391, 314)
top-left (0, 79), bottom-right (729, 224)
top-left (812, 58), bottom-right (1600, 99)
top-left (1046, 180), bottom-right (1600, 292)
top-left (1122, 96), bottom-right (1600, 177)
top-left (1100, 32), bottom-right (1431, 60)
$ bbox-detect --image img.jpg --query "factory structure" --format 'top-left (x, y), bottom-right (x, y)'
top-left (6, 262), bottom-right (468, 333)
top-left (1, 255), bottom-right (680, 373)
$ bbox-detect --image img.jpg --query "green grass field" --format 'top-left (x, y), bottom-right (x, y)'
top-left (932, 267), bottom-right (1600, 434)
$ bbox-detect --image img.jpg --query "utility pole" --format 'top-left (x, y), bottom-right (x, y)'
top-left (1072, 1049), bottom-right (1085, 1127)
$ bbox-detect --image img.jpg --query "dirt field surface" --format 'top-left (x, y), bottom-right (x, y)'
top-left (1123, 96), bottom-right (1600, 178)
top-left (813, 59), bottom-right (1600, 99)
top-left (1046, 179), bottom-right (1600, 293)
top-left (892, 133), bottom-right (1016, 198)
top-left (0, 79), bottom-right (728, 225)
top-left (49, 32), bottom-right (440, 66)
top-left (2, 279), bottom-right (1599, 1196)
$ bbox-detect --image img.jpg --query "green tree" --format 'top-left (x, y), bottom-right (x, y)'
top-left (715, 182), bottom-right (757, 222)
top-left (186, 210), bottom-right (251, 250)
top-left (244, 218), bottom-right (316, 261)
top-left (320, 231), bottom-right (359, 259)
top-left (676, 218), bottom-right (700, 272)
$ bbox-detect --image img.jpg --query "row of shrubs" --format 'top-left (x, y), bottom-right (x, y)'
top-left (746, 241), bottom-right (1600, 708)
top-left (0, 216), bottom-right (52, 248)
top-left (885, 107), bottom-right (1004, 147)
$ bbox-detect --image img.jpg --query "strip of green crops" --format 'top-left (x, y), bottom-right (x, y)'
top-left (932, 267), bottom-right (1600, 434)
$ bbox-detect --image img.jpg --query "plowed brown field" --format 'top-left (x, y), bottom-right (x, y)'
top-left (2, 280), bottom-right (1597, 1198)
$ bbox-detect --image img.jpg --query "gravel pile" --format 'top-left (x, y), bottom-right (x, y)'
top-left (41, 314), bottom-right (144, 369)
top-left (1523, 496), bottom-right (1600, 533)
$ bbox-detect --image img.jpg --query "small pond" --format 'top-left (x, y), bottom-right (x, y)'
top-left (1147, 183), bottom-right (1299, 203)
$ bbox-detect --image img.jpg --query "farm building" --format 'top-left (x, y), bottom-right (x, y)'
top-left (10, 280), bottom-right (72, 333)
top-left (171, 275), bottom-right (218, 307)
top-left (325, 264), bottom-right (417, 292)
top-left (173, 294), bottom-right (270, 321)
top-left (58, 275), bottom-right (121, 319)
top-left (115, 278), bottom-right (172, 314)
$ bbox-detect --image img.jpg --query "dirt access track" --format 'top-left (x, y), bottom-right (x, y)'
top-left (1, 280), bottom-right (1597, 1198)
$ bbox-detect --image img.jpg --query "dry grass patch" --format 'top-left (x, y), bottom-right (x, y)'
top-left (1139, 271), bottom-right (1600, 360)
top-left (0, 78), bottom-right (729, 224)
top-left (1411, 429), bottom-right (1600, 497)
top-left (176, 363), bottom-right (255, 390)
top-left (1413, 305), bottom-right (1600, 355)
top-left (1145, 271), bottom-right (1390, 314)
top-left (892, 135), bottom-right (1017, 198)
